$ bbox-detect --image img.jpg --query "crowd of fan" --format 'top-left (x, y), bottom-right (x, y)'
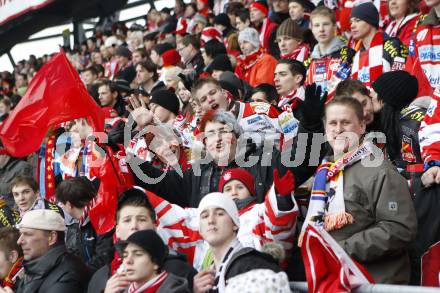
top-left (0, 0), bottom-right (440, 292)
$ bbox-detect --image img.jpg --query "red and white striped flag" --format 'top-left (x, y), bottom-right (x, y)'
top-left (301, 223), bottom-right (374, 293)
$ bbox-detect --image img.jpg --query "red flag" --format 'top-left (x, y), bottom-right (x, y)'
top-left (0, 50), bottom-right (104, 157)
top-left (88, 145), bottom-right (134, 235)
top-left (301, 224), bottom-right (374, 293)
top-left (421, 241), bottom-right (440, 287)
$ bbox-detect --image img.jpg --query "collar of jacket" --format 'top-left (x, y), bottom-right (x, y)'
top-left (23, 245), bottom-right (67, 279)
top-left (310, 37), bottom-right (345, 59)
top-left (186, 52), bottom-right (203, 67)
top-left (423, 9), bottom-right (440, 26)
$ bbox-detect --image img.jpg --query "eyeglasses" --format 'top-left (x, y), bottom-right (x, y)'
top-left (177, 45), bottom-right (188, 52)
top-left (204, 128), bottom-right (234, 139)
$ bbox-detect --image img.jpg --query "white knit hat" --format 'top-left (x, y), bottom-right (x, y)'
top-left (238, 28), bottom-right (260, 50)
top-left (17, 209), bottom-right (66, 232)
top-left (198, 192), bottom-right (240, 228)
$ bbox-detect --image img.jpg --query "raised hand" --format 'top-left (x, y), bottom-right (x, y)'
top-left (273, 169), bottom-right (296, 196)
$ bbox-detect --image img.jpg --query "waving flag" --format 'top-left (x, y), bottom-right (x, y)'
top-left (0, 50), bottom-right (104, 157)
top-left (301, 223), bottom-right (374, 293)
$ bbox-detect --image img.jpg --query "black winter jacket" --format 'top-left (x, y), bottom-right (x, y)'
top-left (224, 247), bottom-right (280, 282)
top-left (133, 124), bottom-right (319, 207)
top-left (65, 216), bottom-right (114, 272)
top-left (16, 245), bottom-right (91, 293)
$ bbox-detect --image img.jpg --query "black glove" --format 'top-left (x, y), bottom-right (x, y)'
top-left (178, 73), bottom-right (193, 91)
top-left (299, 83), bottom-right (326, 130)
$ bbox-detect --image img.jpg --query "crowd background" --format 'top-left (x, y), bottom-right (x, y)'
top-left (0, 0), bottom-right (440, 292)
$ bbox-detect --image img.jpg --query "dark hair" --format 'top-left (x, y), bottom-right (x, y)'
top-left (0, 97), bottom-right (12, 108)
top-left (204, 40), bottom-right (227, 59)
top-left (16, 73), bottom-right (27, 81)
top-left (97, 79), bottom-right (118, 93)
top-left (325, 96), bottom-right (364, 123)
top-left (191, 77), bottom-right (221, 98)
top-left (10, 176), bottom-right (38, 193)
top-left (82, 66), bottom-right (99, 77)
top-left (182, 35), bottom-right (201, 50)
top-left (252, 83), bottom-right (279, 104)
top-left (94, 64), bottom-right (105, 76)
top-left (226, 2), bottom-right (244, 15)
top-left (136, 60), bottom-right (159, 82)
top-left (0, 227), bottom-right (22, 258)
top-left (335, 79), bottom-right (370, 98)
top-left (236, 9), bottom-right (250, 23)
top-left (133, 48), bottom-right (147, 59)
top-left (116, 188), bottom-right (156, 223)
top-left (277, 59), bottom-right (306, 85)
top-left (379, 104), bottom-right (401, 162)
top-left (55, 177), bottom-right (96, 208)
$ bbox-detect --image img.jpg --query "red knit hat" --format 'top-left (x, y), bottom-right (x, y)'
top-left (250, 1), bottom-right (269, 16)
top-left (162, 49), bottom-right (181, 67)
top-left (219, 168), bottom-right (256, 196)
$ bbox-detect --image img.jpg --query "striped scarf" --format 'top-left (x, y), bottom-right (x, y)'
top-left (351, 32), bottom-right (384, 88)
top-left (278, 87), bottom-right (305, 112)
top-left (280, 44), bottom-right (309, 62)
top-left (301, 142), bottom-right (374, 241)
top-left (128, 271), bottom-right (168, 293)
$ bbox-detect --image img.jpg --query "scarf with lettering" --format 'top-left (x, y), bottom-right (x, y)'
top-left (301, 142), bottom-right (375, 242)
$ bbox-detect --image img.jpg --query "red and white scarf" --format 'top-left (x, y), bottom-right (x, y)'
top-left (128, 271), bottom-right (168, 293)
top-left (351, 32), bottom-right (384, 87)
top-left (280, 44), bottom-right (309, 62)
top-left (385, 13), bottom-right (418, 38)
top-left (278, 86), bottom-right (305, 112)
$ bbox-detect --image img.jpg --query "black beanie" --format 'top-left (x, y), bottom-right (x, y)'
top-left (153, 43), bottom-right (174, 56)
top-left (350, 2), bottom-right (379, 28)
top-left (150, 89), bottom-right (180, 115)
top-left (372, 71), bottom-right (419, 110)
top-left (207, 54), bottom-right (233, 73)
top-left (214, 13), bottom-right (231, 28)
top-left (117, 230), bottom-right (168, 269)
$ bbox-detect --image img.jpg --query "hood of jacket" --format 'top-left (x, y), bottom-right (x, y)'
top-left (310, 37), bottom-right (345, 59)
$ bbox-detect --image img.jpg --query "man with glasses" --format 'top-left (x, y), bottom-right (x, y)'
top-left (131, 78), bottom-right (324, 207)
top-left (178, 35), bottom-right (205, 81)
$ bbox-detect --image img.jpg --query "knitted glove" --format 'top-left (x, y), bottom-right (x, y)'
top-left (273, 169), bottom-right (295, 196)
top-left (299, 83), bottom-right (327, 130)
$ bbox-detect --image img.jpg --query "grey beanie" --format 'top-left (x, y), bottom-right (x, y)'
top-left (238, 28), bottom-right (260, 50)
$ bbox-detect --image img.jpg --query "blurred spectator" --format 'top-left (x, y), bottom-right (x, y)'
top-left (236, 28), bottom-right (277, 87)
top-left (0, 227), bottom-right (23, 290)
top-left (55, 177), bottom-right (113, 272)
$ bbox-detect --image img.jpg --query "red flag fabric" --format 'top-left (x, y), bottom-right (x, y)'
top-left (88, 145), bottom-right (134, 235)
top-left (421, 241), bottom-right (440, 287)
top-left (0, 50), bottom-right (104, 157)
top-left (301, 224), bottom-right (374, 293)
